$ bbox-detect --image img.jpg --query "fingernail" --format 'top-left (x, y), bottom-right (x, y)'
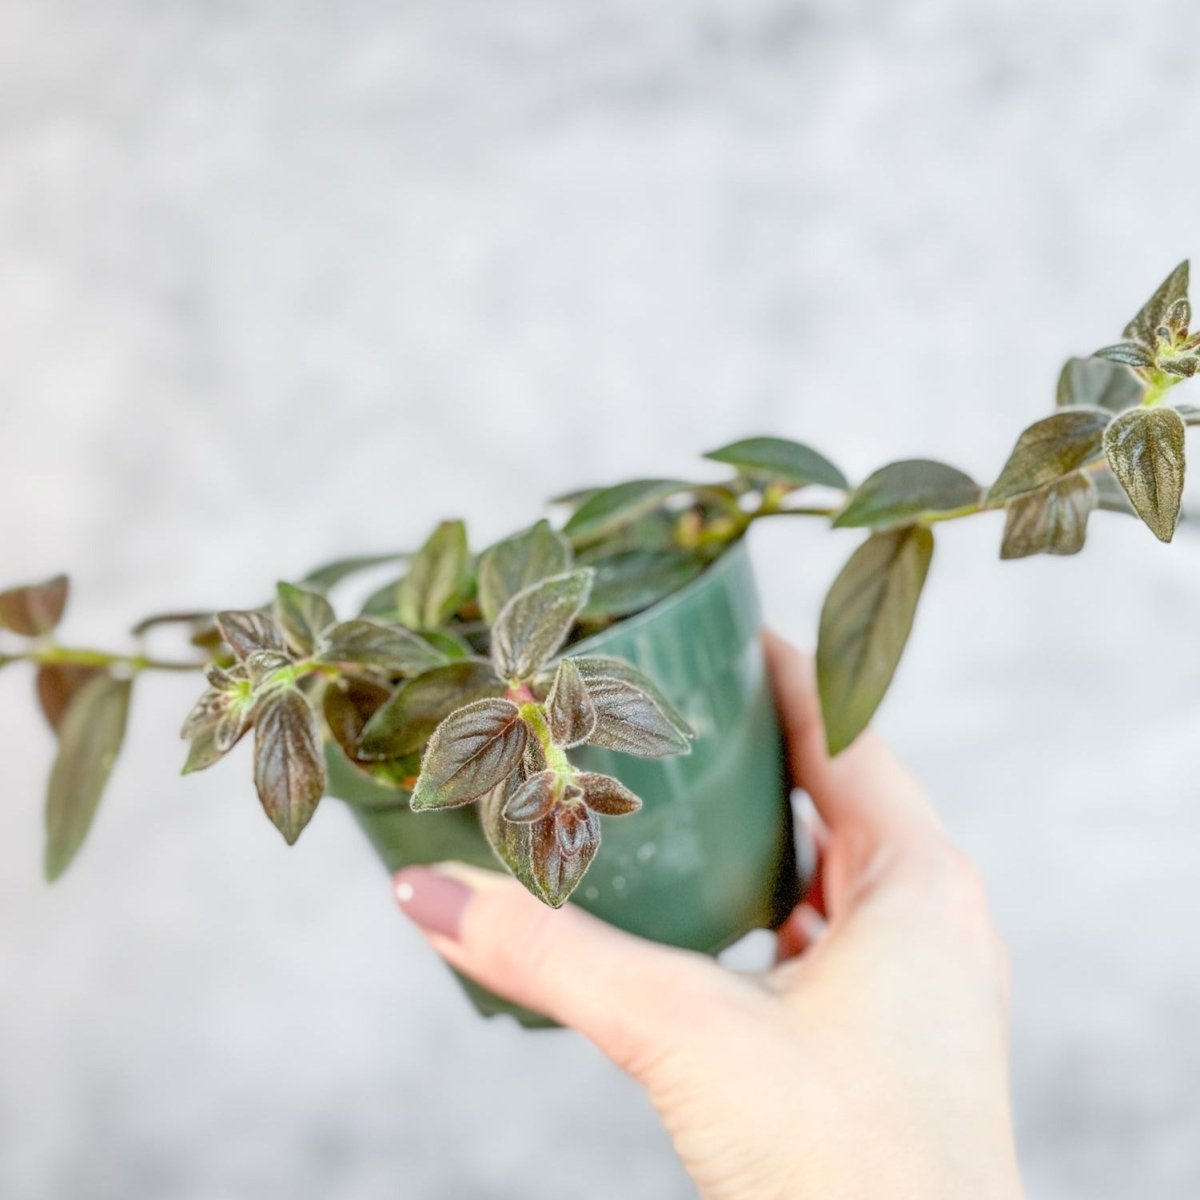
top-left (394, 866), bottom-right (471, 940)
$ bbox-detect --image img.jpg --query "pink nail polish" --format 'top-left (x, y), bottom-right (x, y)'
top-left (394, 867), bottom-right (471, 940)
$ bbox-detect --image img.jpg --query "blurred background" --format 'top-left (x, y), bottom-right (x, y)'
top-left (2, 1), bottom-right (1199, 1196)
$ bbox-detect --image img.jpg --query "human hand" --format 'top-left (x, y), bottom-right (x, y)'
top-left (394, 633), bottom-right (1024, 1199)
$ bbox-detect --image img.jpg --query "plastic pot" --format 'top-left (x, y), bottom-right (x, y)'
top-left (327, 537), bottom-right (801, 1027)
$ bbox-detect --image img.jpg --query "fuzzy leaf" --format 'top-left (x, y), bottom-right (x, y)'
top-left (215, 610), bottom-right (286, 661)
top-left (986, 409), bottom-right (1111, 506)
top-left (357, 659), bottom-right (503, 760)
top-left (252, 687), bottom-right (325, 844)
top-left (704, 436), bottom-right (848, 490)
top-left (479, 781), bottom-right (544, 900)
top-left (1093, 466), bottom-right (1137, 516)
top-left (834, 460), bottom-right (980, 530)
top-left (1056, 357), bottom-right (1145, 415)
top-left (322, 674), bottom-right (393, 761)
top-left (44, 674), bottom-right (132, 880)
top-left (1093, 342), bottom-right (1154, 369)
top-left (0, 574), bottom-right (68, 637)
top-left (1173, 402), bottom-right (1200, 427)
top-left (563, 480), bottom-right (691, 545)
top-left (477, 519), bottom-right (573, 626)
top-left (1000, 474), bottom-right (1097, 560)
top-left (569, 656), bottom-right (692, 738)
top-left (490, 569), bottom-right (593, 682)
top-left (274, 582), bottom-right (335, 656)
top-left (817, 526), bottom-right (933, 756)
top-left (410, 698), bottom-right (527, 811)
top-left (1103, 406), bottom-right (1187, 542)
top-left (1124, 260), bottom-right (1190, 345)
top-left (576, 771), bottom-right (642, 816)
top-left (301, 551), bottom-right (409, 592)
top-left (580, 549), bottom-right (704, 619)
top-left (545, 658), bottom-right (597, 747)
top-left (503, 770), bottom-right (559, 822)
top-left (579, 674), bottom-right (692, 757)
top-left (533, 807), bottom-right (599, 907)
top-left (36, 663), bottom-right (103, 732)
top-left (315, 618), bottom-right (446, 674)
top-left (395, 520), bottom-right (472, 630)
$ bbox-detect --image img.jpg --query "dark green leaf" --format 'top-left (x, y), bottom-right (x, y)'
top-left (578, 674), bottom-right (692, 758)
top-left (0, 574), bottom-right (68, 637)
top-left (274, 582), bottom-right (336, 656)
top-left (1000, 474), bottom-right (1097, 560)
top-left (1094, 342), bottom-right (1154, 369)
top-left (503, 770), bottom-right (559, 822)
top-left (357, 659), bottom-right (503, 760)
top-left (576, 771), bottom-right (642, 816)
top-left (1103, 406), bottom-right (1187, 542)
top-left (477, 520), bottom-right (573, 626)
top-left (1057, 357), bottom-right (1145, 414)
top-left (580, 549), bottom-right (705, 619)
top-left (490, 569), bottom-right (593, 682)
top-left (44, 674), bottom-right (132, 880)
top-left (1124, 260), bottom-right (1189, 345)
top-left (315, 618), bottom-right (447, 674)
top-left (704, 436), bottom-right (848, 490)
top-left (215, 610), bottom-right (286, 661)
top-left (563, 480), bottom-right (692, 545)
top-left (817, 526), bottom-right (933, 755)
top-left (252, 687), bottom-right (326, 844)
top-left (410, 698), bottom-right (527, 811)
top-left (395, 520), bottom-right (472, 630)
top-left (569, 656), bottom-right (691, 739)
top-left (545, 659), bottom-right (596, 747)
top-left (322, 674), bottom-right (393, 761)
top-left (833, 460), bottom-right (980, 530)
top-left (420, 629), bottom-right (474, 660)
top-left (301, 551), bottom-right (409, 592)
top-left (986, 409), bottom-right (1111, 506)
top-left (36, 663), bottom-right (102, 732)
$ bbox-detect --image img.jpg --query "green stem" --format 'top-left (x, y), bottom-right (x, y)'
top-left (10, 643), bottom-right (205, 675)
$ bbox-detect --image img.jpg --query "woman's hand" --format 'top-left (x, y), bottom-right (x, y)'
top-left (394, 634), bottom-right (1024, 1199)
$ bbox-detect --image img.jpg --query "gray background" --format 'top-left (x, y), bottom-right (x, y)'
top-left (2, 1), bottom-right (1199, 1196)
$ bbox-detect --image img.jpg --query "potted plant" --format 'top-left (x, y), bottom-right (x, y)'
top-left (3, 262), bottom-right (1196, 1026)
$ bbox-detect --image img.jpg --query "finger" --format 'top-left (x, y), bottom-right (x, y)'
top-left (394, 862), bottom-right (731, 1073)
top-left (764, 631), bottom-right (939, 845)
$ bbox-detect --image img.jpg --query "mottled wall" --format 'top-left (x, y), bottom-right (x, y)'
top-left (2, 2), bottom-right (1199, 1197)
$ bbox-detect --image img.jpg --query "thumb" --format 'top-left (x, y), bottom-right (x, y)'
top-left (394, 862), bottom-right (724, 1071)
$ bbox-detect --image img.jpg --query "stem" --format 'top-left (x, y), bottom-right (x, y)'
top-left (9, 643), bottom-right (205, 675)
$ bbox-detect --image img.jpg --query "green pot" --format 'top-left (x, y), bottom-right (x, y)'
top-left (327, 538), bottom-right (801, 1027)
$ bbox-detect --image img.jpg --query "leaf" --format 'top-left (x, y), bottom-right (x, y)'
top-left (322, 674), bottom-right (393, 761)
top-left (503, 770), bottom-right (559, 822)
top-left (562, 480), bottom-right (692, 545)
top-left (476, 520), bottom-right (573, 626)
top-left (833, 460), bottom-right (980, 530)
top-left (395, 520), bottom-right (472, 630)
top-left (1000, 474), bottom-right (1098, 560)
top-left (704, 436), bottom-right (848, 490)
top-left (576, 771), bottom-right (642, 816)
top-left (245, 649), bottom-right (293, 689)
top-left (357, 659), bottom-right (504, 760)
top-left (1103, 406), bottom-right (1187, 542)
top-left (532, 807), bottom-right (599, 907)
top-left (35, 663), bottom-right (103, 732)
top-left (0, 574), bottom-right (69, 637)
top-left (817, 526), bottom-right (933, 755)
top-left (545, 658), bottom-right (597, 747)
top-left (986, 409), bottom-right (1111, 506)
top-left (1093, 466), bottom-right (1137, 516)
top-left (252, 687), bottom-right (326, 844)
top-left (490, 569), bottom-right (593, 682)
top-left (569, 656), bottom-right (692, 739)
top-left (1093, 342), bottom-right (1154, 369)
top-left (215, 610), bottom-right (286, 661)
top-left (1174, 402), bottom-right (1200, 427)
top-left (410, 698), bottom-right (527, 811)
top-left (579, 674), bottom-right (693, 757)
top-left (301, 551), bottom-right (409, 591)
top-left (580, 549), bottom-right (705, 619)
top-left (130, 609), bottom-right (215, 637)
top-left (315, 619), bottom-right (447, 674)
top-left (44, 674), bottom-right (132, 880)
top-left (1056, 357), bottom-right (1145, 415)
top-left (274, 582), bottom-right (336, 656)
top-left (479, 780), bottom-right (544, 900)
top-left (1124, 260), bottom-right (1190, 345)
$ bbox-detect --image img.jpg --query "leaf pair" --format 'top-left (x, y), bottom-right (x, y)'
top-left (1095, 261), bottom-right (1200, 379)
